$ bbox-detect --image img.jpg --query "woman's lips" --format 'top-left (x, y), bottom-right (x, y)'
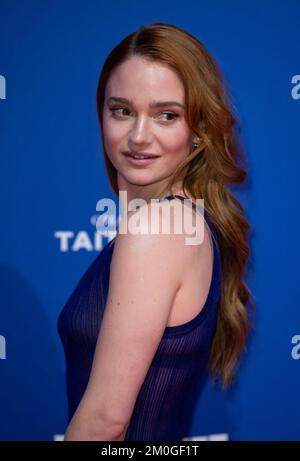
top-left (123, 152), bottom-right (160, 166)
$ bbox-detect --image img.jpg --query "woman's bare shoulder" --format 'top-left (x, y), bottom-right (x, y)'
top-left (112, 199), bottom-right (208, 285)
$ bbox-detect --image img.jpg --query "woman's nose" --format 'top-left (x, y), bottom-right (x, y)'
top-left (128, 115), bottom-right (152, 145)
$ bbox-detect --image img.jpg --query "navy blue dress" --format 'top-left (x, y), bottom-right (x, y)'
top-left (57, 194), bottom-right (222, 441)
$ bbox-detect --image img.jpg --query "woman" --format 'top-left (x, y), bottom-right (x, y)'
top-left (57, 22), bottom-right (253, 441)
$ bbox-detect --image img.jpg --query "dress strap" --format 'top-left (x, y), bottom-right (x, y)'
top-left (159, 194), bottom-right (220, 254)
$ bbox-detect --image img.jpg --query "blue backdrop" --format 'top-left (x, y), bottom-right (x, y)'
top-left (1, 0), bottom-right (299, 441)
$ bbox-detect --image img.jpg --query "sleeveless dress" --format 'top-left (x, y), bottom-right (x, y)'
top-left (57, 194), bottom-right (222, 441)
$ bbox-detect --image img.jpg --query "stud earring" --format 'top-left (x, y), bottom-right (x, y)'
top-left (192, 137), bottom-right (201, 149)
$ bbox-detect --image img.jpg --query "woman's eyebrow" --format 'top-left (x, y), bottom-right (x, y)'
top-left (107, 96), bottom-right (185, 109)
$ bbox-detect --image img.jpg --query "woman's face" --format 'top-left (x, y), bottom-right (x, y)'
top-left (102, 56), bottom-right (195, 197)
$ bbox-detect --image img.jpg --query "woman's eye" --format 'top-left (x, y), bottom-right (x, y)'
top-left (109, 107), bottom-right (131, 117)
top-left (159, 112), bottom-right (179, 122)
top-left (108, 107), bottom-right (179, 122)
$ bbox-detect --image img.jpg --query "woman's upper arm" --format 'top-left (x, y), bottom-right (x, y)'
top-left (79, 203), bottom-right (193, 428)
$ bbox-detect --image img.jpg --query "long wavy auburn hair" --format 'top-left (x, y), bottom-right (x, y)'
top-left (96, 22), bottom-right (255, 390)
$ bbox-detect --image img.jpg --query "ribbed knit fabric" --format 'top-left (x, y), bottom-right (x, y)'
top-left (57, 194), bottom-right (222, 441)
